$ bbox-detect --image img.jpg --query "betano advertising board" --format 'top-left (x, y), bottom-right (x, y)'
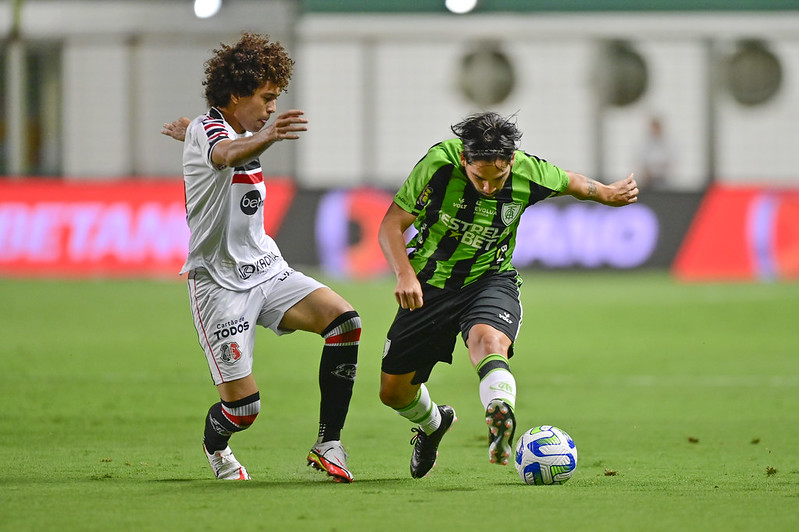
top-left (0, 179), bottom-right (795, 281)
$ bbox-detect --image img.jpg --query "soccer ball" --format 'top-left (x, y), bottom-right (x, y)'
top-left (514, 425), bottom-right (578, 485)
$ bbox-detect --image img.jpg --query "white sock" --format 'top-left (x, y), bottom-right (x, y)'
top-left (477, 355), bottom-right (516, 411)
top-left (396, 384), bottom-right (442, 435)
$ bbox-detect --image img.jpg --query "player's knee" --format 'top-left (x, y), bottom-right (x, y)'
top-left (221, 392), bottom-right (261, 431)
top-left (322, 310), bottom-right (362, 348)
top-left (379, 378), bottom-right (412, 409)
top-left (469, 327), bottom-right (510, 355)
top-left (379, 386), bottom-right (400, 408)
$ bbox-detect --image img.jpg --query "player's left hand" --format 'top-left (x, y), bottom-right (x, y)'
top-left (161, 117), bottom-right (191, 142)
top-left (605, 173), bottom-right (639, 206)
top-left (263, 109), bottom-right (308, 142)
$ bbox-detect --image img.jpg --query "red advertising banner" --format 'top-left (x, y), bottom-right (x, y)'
top-left (673, 184), bottom-right (799, 281)
top-left (2, 179), bottom-right (698, 279)
top-left (0, 179), bottom-right (295, 278)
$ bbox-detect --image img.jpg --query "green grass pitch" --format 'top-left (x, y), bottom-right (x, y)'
top-left (1, 271), bottom-right (797, 531)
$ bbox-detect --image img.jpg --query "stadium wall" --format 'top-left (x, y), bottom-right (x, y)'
top-left (1, 3), bottom-right (798, 189)
top-left (294, 12), bottom-right (799, 189)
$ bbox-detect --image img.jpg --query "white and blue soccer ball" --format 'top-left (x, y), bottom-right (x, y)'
top-left (514, 425), bottom-right (578, 485)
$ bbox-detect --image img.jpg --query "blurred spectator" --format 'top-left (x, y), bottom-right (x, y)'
top-left (637, 116), bottom-right (675, 190)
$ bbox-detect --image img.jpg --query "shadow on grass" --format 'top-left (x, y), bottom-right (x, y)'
top-left (150, 476), bottom-right (514, 490)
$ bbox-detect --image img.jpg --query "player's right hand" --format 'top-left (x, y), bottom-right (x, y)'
top-left (395, 274), bottom-right (423, 310)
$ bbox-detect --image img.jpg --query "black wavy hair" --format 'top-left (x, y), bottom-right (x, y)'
top-left (450, 112), bottom-right (522, 164)
top-left (203, 32), bottom-right (294, 108)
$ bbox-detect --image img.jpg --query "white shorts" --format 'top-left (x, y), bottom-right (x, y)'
top-left (187, 267), bottom-right (326, 385)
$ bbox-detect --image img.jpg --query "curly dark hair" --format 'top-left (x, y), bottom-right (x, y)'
top-left (451, 112), bottom-right (523, 163)
top-left (203, 32), bottom-right (294, 108)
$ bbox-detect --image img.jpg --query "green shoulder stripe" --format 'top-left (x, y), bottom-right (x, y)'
top-left (394, 141), bottom-right (462, 215)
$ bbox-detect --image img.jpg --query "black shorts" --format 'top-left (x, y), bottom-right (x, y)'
top-left (381, 270), bottom-right (523, 384)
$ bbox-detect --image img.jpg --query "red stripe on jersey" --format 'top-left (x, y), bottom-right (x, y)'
top-left (232, 171), bottom-right (264, 185)
top-left (203, 120), bottom-right (225, 131)
top-left (325, 328), bottom-right (362, 345)
top-left (207, 131), bottom-right (227, 143)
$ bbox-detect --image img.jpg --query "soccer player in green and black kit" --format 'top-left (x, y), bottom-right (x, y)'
top-left (378, 112), bottom-right (639, 478)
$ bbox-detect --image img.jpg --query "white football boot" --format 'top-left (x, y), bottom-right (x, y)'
top-left (307, 440), bottom-right (354, 483)
top-left (203, 444), bottom-right (251, 480)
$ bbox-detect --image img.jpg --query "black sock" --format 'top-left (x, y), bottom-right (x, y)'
top-left (318, 311), bottom-right (360, 442)
top-left (203, 402), bottom-right (237, 453)
top-left (203, 392), bottom-right (260, 453)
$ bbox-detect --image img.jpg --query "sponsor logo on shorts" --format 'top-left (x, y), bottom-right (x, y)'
top-left (498, 311), bottom-right (513, 324)
top-left (276, 268), bottom-right (294, 282)
top-left (382, 338), bottom-right (391, 359)
top-left (214, 317), bottom-right (250, 340)
top-left (240, 190), bottom-right (263, 215)
top-left (220, 342), bottom-right (242, 364)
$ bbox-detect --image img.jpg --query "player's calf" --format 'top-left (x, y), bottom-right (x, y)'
top-left (203, 392), bottom-right (260, 479)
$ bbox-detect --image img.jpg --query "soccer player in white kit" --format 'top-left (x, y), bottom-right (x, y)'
top-left (162, 33), bottom-right (359, 482)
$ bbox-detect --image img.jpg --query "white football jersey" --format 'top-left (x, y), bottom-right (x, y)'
top-left (180, 108), bottom-right (288, 291)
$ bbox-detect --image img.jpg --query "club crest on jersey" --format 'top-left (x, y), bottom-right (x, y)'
top-left (501, 202), bottom-right (522, 226)
top-left (220, 342), bottom-right (242, 363)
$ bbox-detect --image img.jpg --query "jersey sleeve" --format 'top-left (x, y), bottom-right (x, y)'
top-left (516, 151), bottom-right (570, 198)
top-left (394, 142), bottom-right (456, 215)
top-left (198, 114), bottom-right (231, 168)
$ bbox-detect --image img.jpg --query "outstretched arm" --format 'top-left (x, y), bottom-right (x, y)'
top-left (160, 110), bottom-right (309, 168)
top-left (378, 202), bottom-right (423, 310)
top-left (161, 117), bottom-right (191, 142)
top-left (563, 171), bottom-right (639, 207)
top-left (210, 109), bottom-right (307, 168)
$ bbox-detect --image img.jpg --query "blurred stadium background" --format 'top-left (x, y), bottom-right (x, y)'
top-left (1, 0), bottom-right (798, 282)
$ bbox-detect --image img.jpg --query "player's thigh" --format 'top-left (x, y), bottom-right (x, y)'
top-left (382, 304), bottom-right (459, 382)
top-left (459, 273), bottom-right (522, 358)
top-left (216, 374), bottom-right (259, 403)
top-left (187, 270), bottom-right (260, 386)
top-left (279, 285), bottom-right (354, 334)
top-left (253, 269), bottom-right (341, 335)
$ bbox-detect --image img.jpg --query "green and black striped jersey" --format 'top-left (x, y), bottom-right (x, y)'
top-left (394, 138), bottom-right (569, 290)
